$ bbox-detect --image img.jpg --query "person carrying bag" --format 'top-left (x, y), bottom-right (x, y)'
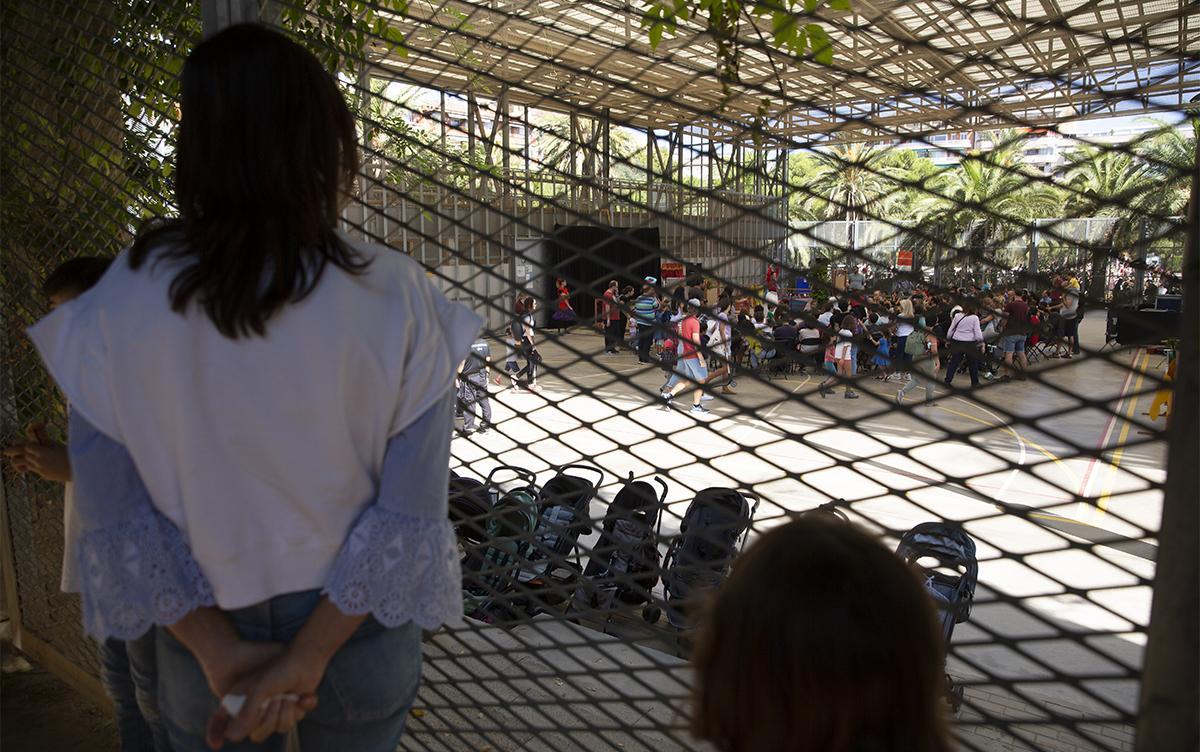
top-left (942, 304), bottom-right (984, 388)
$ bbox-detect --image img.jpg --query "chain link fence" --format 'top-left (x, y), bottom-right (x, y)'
top-left (1, 0), bottom-right (1196, 750)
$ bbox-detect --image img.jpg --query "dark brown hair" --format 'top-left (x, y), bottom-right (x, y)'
top-left (42, 257), bottom-right (112, 298)
top-left (692, 516), bottom-right (952, 752)
top-left (130, 24), bottom-right (363, 338)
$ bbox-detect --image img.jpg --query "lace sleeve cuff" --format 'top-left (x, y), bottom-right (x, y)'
top-left (77, 508), bottom-right (216, 641)
top-left (323, 508), bottom-right (464, 630)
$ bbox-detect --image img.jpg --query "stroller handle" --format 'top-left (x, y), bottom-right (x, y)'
top-left (559, 463), bottom-right (605, 490)
top-left (485, 464), bottom-right (537, 490)
top-left (651, 476), bottom-right (669, 505)
top-left (738, 489), bottom-right (762, 519)
top-left (651, 476), bottom-right (669, 535)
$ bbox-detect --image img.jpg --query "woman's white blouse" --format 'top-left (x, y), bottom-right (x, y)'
top-left (30, 234), bottom-right (481, 624)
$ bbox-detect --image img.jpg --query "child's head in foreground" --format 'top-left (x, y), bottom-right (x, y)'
top-left (692, 515), bottom-right (952, 752)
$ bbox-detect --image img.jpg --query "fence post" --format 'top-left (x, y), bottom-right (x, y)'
top-left (1134, 124), bottom-right (1199, 752)
top-left (1135, 217), bottom-right (1150, 304)
top-left (1028, 219), bottom-right (1040, 279)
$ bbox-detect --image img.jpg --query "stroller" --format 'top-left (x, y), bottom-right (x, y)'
top-left (518, 464), bottom-right (604, 599)
top-left (571, 473), bottom-right (669, 628)
top-left (895, 522), bottom-right (979, 714)
top-left (461, 466), bottom-right (541, 623)
top-left (662, 487), bottom-right (759, 632)
top-left (448, 471), bottom-right (493, 564)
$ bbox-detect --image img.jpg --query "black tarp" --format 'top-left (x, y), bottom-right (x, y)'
top-left (548, 225), bottom-right (663, 323)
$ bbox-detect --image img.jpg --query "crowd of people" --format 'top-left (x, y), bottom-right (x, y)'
top-left (554, 270), bottom-right (1091, 410)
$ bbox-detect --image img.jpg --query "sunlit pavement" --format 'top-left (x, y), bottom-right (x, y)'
top-left (447, 315), bottom-right (1162, 745)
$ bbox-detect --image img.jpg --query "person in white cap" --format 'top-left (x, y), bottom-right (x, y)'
top-left (661, 299), bottom-right (711, 414)
top-left (633, 281), bottom-right (659, 364)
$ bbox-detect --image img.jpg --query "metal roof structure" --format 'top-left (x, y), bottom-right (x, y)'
top-left (364, 0), bottom-right (1200, 143)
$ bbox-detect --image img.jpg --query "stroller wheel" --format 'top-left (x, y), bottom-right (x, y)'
top-left (947, 674), bottom-right (965, 715)
top-left (642, 606), bottom-right (661, 624)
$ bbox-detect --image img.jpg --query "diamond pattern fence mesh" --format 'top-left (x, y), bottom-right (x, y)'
top-left (1, 1), bottom-right (1196, 751)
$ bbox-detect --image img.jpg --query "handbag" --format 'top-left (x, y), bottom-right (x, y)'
top-left (905, 332), bottom-right (927, 357)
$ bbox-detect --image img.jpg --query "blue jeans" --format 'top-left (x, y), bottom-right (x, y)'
top-left (749, 349), bottom-right (776, 369)
top-left (100, 632), bottom-right (170, 752)
top-left (156, 589), bottom-right (421, 752)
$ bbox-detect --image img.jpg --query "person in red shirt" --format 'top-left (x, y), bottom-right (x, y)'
top-left (603, 280), bottom-right (622, 354)
top-left (765, 263), bottom-right (779, 293)
top-left (999, 289), bottom-right (1032, 380)
top-left (660, 299), bottom-right (711, 415)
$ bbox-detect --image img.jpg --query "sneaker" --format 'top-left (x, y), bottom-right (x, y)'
top-left (690, 404), bottom-right (711, 414)
top-left (528, 383), bottom-right (543, 393)
top-left (477, 427), bottom-right (489, 435)
top-left (895, 390), bottom-right (904, 405)
top-left (844, 391), bottom-right (860, 399)
top-left (700, 395), bottom-right (715, 402)
top-left (661, 392), bottom-right (674, 406)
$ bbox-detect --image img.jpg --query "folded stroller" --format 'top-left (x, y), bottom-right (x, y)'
top-left (662, 487), bottom-right (758, 631)
top-left (895, 521), bottom-right (979, 713)
top-left (571, 473), bottom-right (668, 628)
top-left (519, 464), bottom-right (603, 596)
top-left (448, 471), bottom-right (493, 564)
top-left (462, 466), bottom-right (540, 623)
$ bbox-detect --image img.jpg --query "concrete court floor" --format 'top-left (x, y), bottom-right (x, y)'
top-left (450, 313), bottom-right (1167, 729)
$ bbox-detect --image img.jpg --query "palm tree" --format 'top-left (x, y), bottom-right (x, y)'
top-left (795, 142), bottom-right (912, 222)
top-left (879, 149), bottom-right (939, 219)
top-left (1058, 145), bottom-right (1159, 290)
top-left (916, 130), bottom-right (1062, 271)
top-left (1060, 144), bottom-right (1157, 217)
top-left (1134, 119), bottom-right (1196, 215)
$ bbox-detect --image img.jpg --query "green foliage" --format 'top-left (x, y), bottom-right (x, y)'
top-left (642, 0), bottom-right (849, 88)
top-left (792, 143), bottom-right (924, 222)
top-left (1131, 119), bottom-right (1196, 216)
top-left (913, 130), bottom-right (1063, 252)
top-left (280, 0), bottom-right (410, 73)
top-left (807, 257), bottom-right (831, 305)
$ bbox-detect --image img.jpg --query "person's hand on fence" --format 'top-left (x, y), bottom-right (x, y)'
top-left (2, 423), bottom-right (72, 483)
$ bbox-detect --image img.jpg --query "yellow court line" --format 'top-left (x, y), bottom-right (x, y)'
top-left (933, 405), bottom-right (1079, 489)
top-left (1095, 352), bottom-right (1148, 517)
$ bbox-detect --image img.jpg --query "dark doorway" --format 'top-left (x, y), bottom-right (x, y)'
top-left (548, 225), bottom-right (663, 323)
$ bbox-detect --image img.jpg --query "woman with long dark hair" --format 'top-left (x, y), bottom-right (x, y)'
top-left (29, 24), bottom-right (479, 751)
top-left (514, 296), bottom-right (543, 392)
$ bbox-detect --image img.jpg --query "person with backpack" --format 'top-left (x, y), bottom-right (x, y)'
top-left (661, 299), bottom-right (711, 415)
top-left (457, 338), bottom-right (492, 435)
top-left (897, 305), bottom-right (941, 406)
top-left (658, 300), bottom-right (683, 393)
